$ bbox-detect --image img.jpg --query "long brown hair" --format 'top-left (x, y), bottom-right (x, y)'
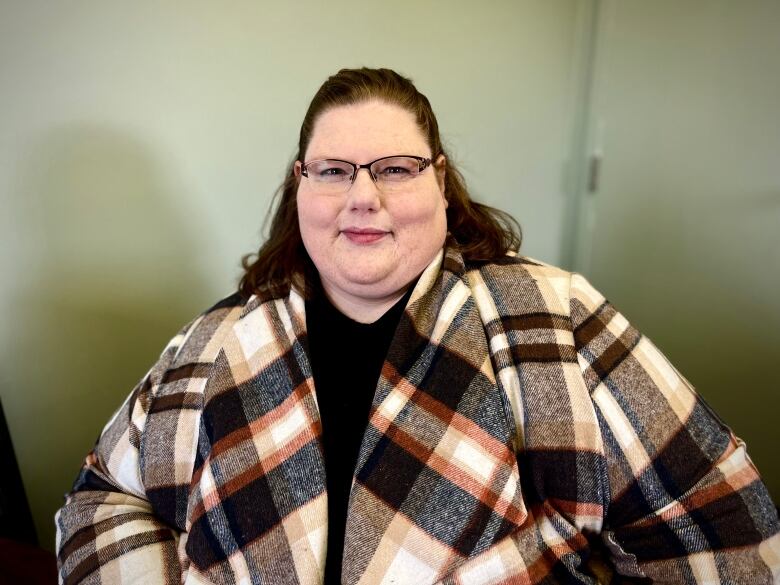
top-left (239, 67), bottom-right (521, 299)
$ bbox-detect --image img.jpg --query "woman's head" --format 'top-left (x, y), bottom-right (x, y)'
top-left (296, 99), bottom-right (449, 318)
top-left (240, 67), bottom-right (520, 300)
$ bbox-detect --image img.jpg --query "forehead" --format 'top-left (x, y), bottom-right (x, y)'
top-left (305, 100), bottom-right (430, 161)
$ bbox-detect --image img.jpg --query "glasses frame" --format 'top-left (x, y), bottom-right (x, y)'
top-left (299, 155), bottom-right (433, 188)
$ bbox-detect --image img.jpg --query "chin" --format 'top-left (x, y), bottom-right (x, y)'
top-left (332, 270), bottom-right (406, 297)
top-left (334, 260), bottom-right (394, 284)
top-left (340, 272), bottom-right (395, 290)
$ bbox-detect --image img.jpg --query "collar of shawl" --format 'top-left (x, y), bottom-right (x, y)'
top-left (188, 245), bottom-right (529, 584)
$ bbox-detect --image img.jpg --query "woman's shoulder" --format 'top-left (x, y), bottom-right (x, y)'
top-left (196, 287), bottom-right (286, 324)
top-left (463, 252), bottom-right (582, 316)
top-left (465, 251), bottom-right (572, 278)
top-left (170, 286), bottom-right (301, 364)
top-left (162, 290), bottom-right (257, 367)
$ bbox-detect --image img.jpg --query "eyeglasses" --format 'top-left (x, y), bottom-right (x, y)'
top-left (298, 155), bottom-right (432, 193)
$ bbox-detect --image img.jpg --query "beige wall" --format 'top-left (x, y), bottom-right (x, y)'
top-left (0, 1), bottom-right (584, 550)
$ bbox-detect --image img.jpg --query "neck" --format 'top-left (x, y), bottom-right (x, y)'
top-left (319, 283), bottom-right (410, 324)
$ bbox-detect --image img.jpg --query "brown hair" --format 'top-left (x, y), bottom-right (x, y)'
top-left (239, 67), bottom-right (521, 299)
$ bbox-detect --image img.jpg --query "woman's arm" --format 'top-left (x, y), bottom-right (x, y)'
top-left (570, 273), bottom-right (780, 583)
top-left (56, 320), bottom-right (199, 585)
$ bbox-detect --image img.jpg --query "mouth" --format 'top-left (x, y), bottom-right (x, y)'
top-left (341, 227), bottom-right (390, 244)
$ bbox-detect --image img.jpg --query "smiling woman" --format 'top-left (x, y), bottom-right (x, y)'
top-left (55, 68), bottom-right (780, 585)
top-left (296, 101), bottom-right (448, 323)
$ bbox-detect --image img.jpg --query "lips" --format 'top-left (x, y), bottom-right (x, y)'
top-left (341, 227), bottom-right (389, 244)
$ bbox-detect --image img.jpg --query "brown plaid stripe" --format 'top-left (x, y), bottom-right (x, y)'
top-left (57, 248), bottom-right (780, 584)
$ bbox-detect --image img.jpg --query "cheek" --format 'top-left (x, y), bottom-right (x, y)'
top-left (394, 188), bottom-right (447, 232)
top-left (297, 192), bottom-right (334, 239)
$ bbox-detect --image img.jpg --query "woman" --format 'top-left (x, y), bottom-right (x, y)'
top-left (56, 68), bottom-right (779, 584)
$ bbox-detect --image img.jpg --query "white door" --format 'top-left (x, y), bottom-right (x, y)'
top-left (574, 0), bottom-right (780, 500)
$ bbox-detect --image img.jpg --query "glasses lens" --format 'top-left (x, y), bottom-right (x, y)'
top-left (305, 160), bottom-right (354, 185)
top-left (371, 157), bottom-right (421, 184)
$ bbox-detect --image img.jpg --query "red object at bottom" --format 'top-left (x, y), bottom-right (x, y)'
top-left (0, 538), bottom-right (57, 585)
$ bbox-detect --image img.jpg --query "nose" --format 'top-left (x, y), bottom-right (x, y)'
top-left (346, 167), bottom-right (381, 211)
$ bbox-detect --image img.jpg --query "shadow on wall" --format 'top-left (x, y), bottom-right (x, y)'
top-left (1, 125), bottom-right (214, 551)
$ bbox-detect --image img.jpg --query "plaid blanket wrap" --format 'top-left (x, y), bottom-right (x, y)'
top-left (56, 247), bottom-right (780, 584)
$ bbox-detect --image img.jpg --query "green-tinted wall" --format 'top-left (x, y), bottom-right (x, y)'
top-left (0, 1), bottom-right (584, 551)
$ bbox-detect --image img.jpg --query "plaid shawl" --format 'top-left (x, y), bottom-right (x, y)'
top-left (56, 247), bottom-right (780, 584)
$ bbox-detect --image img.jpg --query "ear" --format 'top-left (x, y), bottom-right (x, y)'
top-left (294, 160), bottom-right (303, 177)
top-left (434, 154), bottom-right (446, 203)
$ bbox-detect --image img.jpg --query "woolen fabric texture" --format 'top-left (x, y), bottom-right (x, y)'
top-left (56, 246), bottom-right (780, 584)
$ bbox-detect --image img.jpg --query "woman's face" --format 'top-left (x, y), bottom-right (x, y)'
top-left (297, 100), bottom-right (447, 313)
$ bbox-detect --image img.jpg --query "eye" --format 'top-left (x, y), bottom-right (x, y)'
top-left (373, 157), bottom-right (419, 181)
top-left (319, 166), bottom-right (348, 177)
top-left (379, 166), bottom-right (412, 176)
top-left (305, 160), bottom-right (353, 182)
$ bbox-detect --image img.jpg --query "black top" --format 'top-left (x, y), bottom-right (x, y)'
top-left (305, 285), bottom-right (413, 585)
